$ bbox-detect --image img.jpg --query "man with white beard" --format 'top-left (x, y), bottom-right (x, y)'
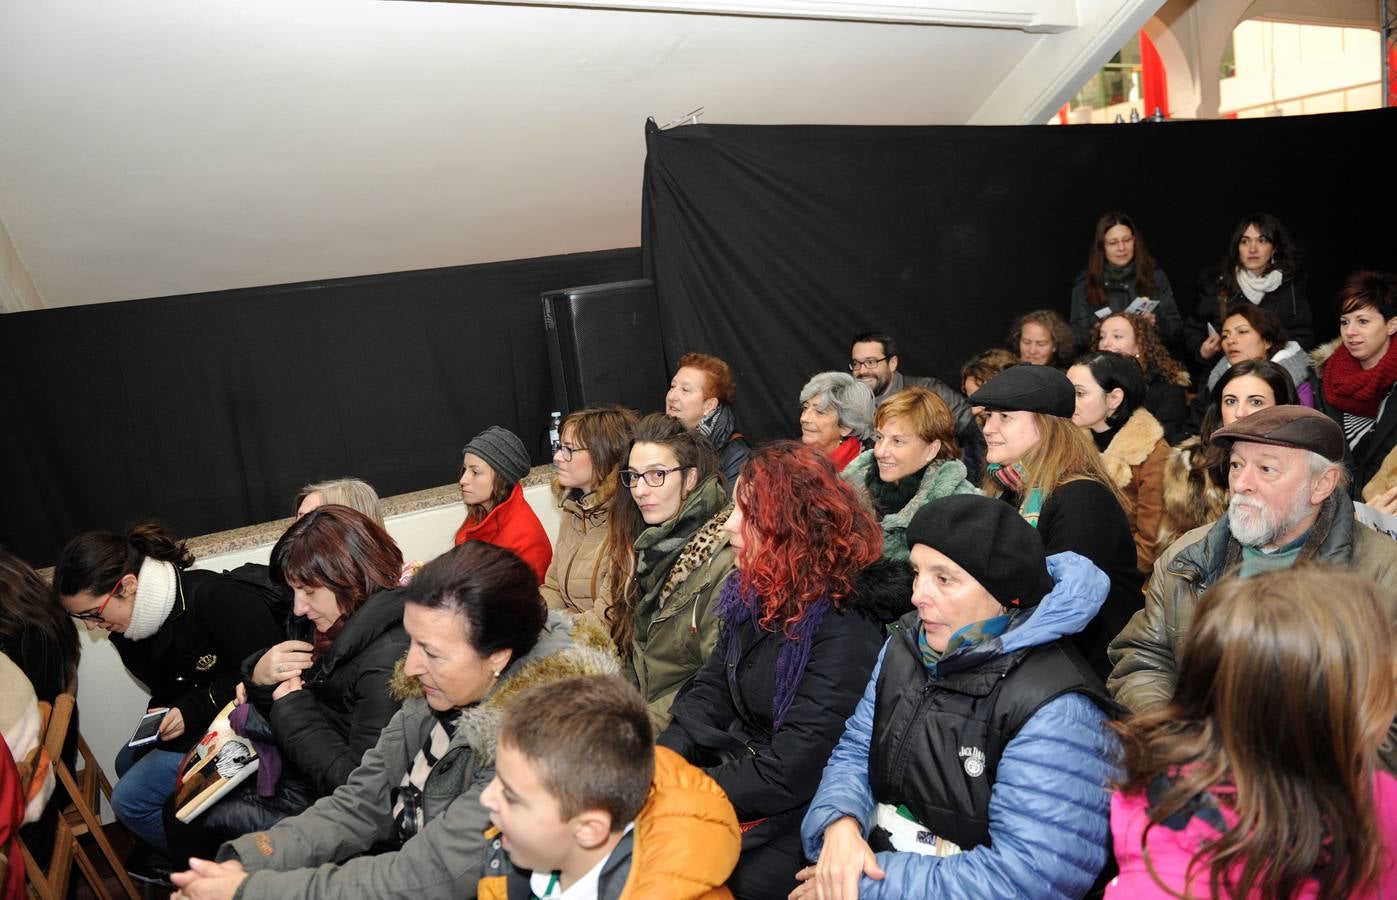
top-left (1106, 405), bottom-right (1397, 770)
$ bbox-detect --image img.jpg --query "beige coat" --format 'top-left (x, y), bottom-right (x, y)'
top-left (1097, 408), bottom-right (1171, 573)
top-left (539, 472), bottom-right (619, 631)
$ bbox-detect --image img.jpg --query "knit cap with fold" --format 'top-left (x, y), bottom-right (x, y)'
top-left (904, 494), bottom-right (1054, 609)
top-left (463, 426), bottom-right (531, 488)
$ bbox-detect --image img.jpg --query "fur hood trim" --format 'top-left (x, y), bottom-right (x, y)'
top-left (1310, 337), bottom-right (1342, 376)
top-left (1099, 409), bottom-right (1166, 489)
top-left (550, 468), bottom-right (619, 520)
top-left (846, 557), bottom-right (914, 625)
top-left (388, 612), bottom-right (619, 765)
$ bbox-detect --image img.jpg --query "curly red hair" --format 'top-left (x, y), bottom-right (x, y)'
top-left (733, 442), bottom-right (882, 632)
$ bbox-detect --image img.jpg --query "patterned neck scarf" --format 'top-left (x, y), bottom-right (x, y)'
top-left (917, 614), bottom-right (1011, 678)
top-left (988, 462), bottom-right (1045, 528)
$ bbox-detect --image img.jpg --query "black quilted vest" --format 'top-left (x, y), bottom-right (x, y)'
top-left (868, 611), bottom-right (1114, 851)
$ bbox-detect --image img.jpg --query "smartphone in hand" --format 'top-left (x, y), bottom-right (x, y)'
top-left (129, 708), bottom-right (171, 747)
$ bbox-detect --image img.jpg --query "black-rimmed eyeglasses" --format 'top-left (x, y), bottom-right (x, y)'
top-left (849, 356), bottom-right (888, 371)
top-left (550, 441), bottom-right (589, 462)
top-left (620, 466), bottom-right (693, 488)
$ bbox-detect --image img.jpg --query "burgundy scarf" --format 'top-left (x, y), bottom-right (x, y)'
top-left (1323, 341), bottom-right (1397, 418)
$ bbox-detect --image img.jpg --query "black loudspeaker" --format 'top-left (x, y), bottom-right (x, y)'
top-left (541, 279), bottom-right (668, 417)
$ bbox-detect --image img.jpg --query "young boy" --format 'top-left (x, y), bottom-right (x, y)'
top-left (478, 674), bottom-right (739, 900)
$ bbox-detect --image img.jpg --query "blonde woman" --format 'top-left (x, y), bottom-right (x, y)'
top-left (969, 363), bottom-right (1143, 680)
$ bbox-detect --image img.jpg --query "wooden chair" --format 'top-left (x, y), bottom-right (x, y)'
top-left (17, 694), bottom-right (140, 900)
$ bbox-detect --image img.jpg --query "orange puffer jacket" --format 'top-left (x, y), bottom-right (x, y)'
top-left (478, 746), bottom-right (740, 900)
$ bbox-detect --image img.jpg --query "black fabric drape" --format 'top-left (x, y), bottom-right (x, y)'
top-left (1, 249), bottom-right (640, 566)
top-left (641, 109), bottom-right (1397, 446)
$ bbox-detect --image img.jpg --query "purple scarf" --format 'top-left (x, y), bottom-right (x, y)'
top-left (714, 573), bottom-right (831, 732)
top-left (229, 702), bottom-right (282, 797)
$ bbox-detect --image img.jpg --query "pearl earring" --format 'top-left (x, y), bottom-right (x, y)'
top-left (491, 670), bottom-right (501, 679)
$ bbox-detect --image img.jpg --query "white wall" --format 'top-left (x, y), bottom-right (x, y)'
top-left (76, 481), bottom-right (561, 784)
top-left (0, 0), bottom-right (1166, 310)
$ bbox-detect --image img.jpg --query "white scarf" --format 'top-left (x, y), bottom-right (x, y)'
top-left (1236, 266), bottom-right (1283, 303)
top-left (125, 557), bottom-right (179, 641)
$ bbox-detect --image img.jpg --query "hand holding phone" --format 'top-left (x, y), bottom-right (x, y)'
top-left (129, 707), bottom-right (171, 747)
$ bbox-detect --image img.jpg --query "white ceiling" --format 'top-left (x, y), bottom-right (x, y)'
top-left (0, 0), bottom-right (1161, 309)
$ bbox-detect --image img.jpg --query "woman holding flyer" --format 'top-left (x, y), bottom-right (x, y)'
top-left (1069, 212), bottom-right (1183, 348)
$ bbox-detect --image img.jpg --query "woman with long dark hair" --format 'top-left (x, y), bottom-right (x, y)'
top-left (52, 522), bottom-right (284, 854)
top-left (661, 442), bottom-right (904, 898)
top-left (0, 547), bottom-right (79, 703)
top-left (170, 541), bottom-right (618, 900)
top-left (1070, 212), bottom-right (1182, 347)
top-left (168, 505), bottom-right (411, 858)
top-left (1109, 567), bottom-right (1397, 898)
top-left (1187, 212), bottom-right (1313, 362)
top-left (1158, 359), bottom-right (1300, 550)
top-left (540, 405), bottom-right (639, 629)
top-left (606, 413), bottom-right (735, 725)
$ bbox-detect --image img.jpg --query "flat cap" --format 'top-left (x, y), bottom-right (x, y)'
top-left (967, 363), bottom-right (1075, 419)
top-left (1211, 405), bottom-right (1344, 462)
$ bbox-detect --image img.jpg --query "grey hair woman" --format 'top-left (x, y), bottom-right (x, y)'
top-left (799, 371), bottom-right (876, 472)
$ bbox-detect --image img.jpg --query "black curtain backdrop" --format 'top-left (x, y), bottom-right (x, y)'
top-left (641, 108), bottom-right (1397, 447)
top-left (2, 249), bottom-right (640, 566)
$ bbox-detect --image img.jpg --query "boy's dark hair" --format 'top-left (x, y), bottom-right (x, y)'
top-left (499, 675), bottom-right (655, 828)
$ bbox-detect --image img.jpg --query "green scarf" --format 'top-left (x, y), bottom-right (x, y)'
top-left (916, 614), bottom-right (1011, 678)
top-left (863, 462), bottom-right (922, 517)
top-left (988, 462), bottom-right (1045, 528)
top-left (632, 474), bottom-right (729, 632)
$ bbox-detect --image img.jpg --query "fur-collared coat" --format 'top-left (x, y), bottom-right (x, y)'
top-left (219, 613), bottom-right (617, 900)
top-left (540, 471), bottom-right (620, 630)
top-left (1156, 440), bottom-right (1228, 557)
top-left (1097, 409), bottom-right (1171, 573)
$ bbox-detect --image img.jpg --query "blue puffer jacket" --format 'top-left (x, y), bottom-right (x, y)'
top-left (801, 552), bottom-right (1119, 899)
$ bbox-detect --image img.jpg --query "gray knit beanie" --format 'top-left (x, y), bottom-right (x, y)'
top-left (462, 426), bottom-right (531, 488)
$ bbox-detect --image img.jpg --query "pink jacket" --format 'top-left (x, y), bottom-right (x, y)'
top-left (1107, 773), bottom-right (1397, 898)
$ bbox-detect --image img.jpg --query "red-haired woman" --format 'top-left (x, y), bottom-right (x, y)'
top-left (665, 351), bottom-right (752, 491)
top-left (168, 505), bottom-right (411, 859)
top-left (659, 443), bottom-right (909, 899)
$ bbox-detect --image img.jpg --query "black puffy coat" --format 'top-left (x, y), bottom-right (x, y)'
top-left (110, 568), bottom-right (286, 752)
top-left (245, 589), bottom-right (409, 795)
top-left (659, 559), bottom-right (911, 900)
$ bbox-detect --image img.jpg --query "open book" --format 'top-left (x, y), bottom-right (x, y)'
top-left (173, 700), bottom-right (260, 823)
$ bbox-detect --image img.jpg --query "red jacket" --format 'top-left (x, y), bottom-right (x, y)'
top-left (454, 483), bottom-right (553, 584)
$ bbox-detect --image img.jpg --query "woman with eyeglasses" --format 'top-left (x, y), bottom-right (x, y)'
top-left (52, 522), bottom-right (285, 855)
top-left (453, 425), bottom-right (551, 585)
top-left (170, 541), bottom-right (618, 900)
top-left (540, 405), bottom-right (640, 629)
top-left (605, 413), bottom-right (736, 726)
top-left (164, 505), bottom-right (410, 862)
top-left (1069, 212), bottom-right (1183, 349)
